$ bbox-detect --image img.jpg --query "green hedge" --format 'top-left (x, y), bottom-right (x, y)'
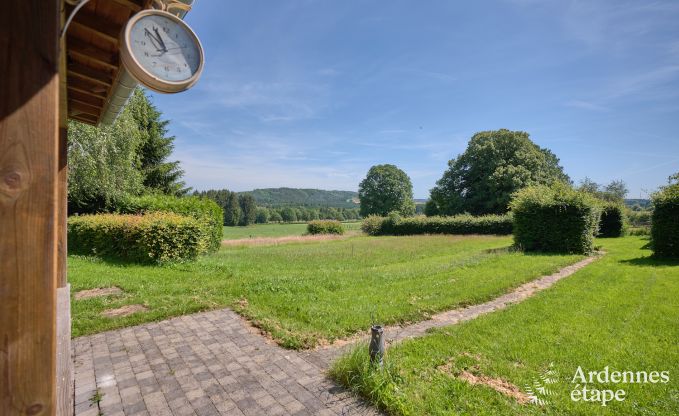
top-left (307, 220), bottom-right (344, 235)
top-left (68, 213), bottom-right (202, 263)
top-left (651, 184), bottom-right (679, 258)
top-left (510, 184), bottom-right (601, 254)
top-left (360, 213), bottom-right (513, 236)
top-left (598, 203), bottom-right (627, 237)
top-left (118, 195), bottom-right (223, 254)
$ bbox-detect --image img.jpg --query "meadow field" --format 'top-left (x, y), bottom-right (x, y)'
top-left (221, 221), bottom-right (362, 240)
top-left (330, 237), bottom-right (679, 415)
top-left (69, 234), bottom-right (581, 348)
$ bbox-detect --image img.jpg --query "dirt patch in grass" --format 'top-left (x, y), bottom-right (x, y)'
top-left (101, 304), bottom-right (148, 318)
top-left (75, 286), bottom-right (123, 300)
top-left (454, 370), bottom-right (531, 404)
top-left (222, 233), bottom-right (352, 246)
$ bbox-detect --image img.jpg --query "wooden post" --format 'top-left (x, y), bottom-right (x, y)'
top-left (0, 1), bottom-right (61, 415)
top-left (56, 1), bottom-right (74, 413)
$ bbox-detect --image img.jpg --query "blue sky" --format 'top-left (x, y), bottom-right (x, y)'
top-left (150, 0), bottom-right (679, 199)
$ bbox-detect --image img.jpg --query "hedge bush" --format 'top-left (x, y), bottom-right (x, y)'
top-left (651, 184), bottom-right (679, 258)
top-left (598, 203), bottom-right (627, 237)
top-left (68, 212), bottom-right (202, 263)
top-left (510, 184), bottom-right (601, 254)
top-left (307, 220), bottom-right (344, 235)
top-left (118, 195), bottom-right (223, 254)
top-left (360, 213), bottom-right (513, 236)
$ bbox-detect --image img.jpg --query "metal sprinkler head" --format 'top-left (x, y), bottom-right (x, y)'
top-left (369, 325), bottom-right (385, 366)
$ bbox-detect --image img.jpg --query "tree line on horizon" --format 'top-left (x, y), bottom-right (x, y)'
top-left (192, 189), bottom-right (361, 226)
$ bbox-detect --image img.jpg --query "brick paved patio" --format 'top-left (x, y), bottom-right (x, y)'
top-left (73, 309), bottom-right (379, 416)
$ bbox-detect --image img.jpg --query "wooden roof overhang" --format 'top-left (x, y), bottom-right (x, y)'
top-left (64, 0), bottom-right (153, 125)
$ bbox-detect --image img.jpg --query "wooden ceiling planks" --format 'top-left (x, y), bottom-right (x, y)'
top-left (65, 0), bottom-right (149, 124)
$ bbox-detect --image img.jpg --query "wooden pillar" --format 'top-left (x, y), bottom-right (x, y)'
top-left (0, 0), bottom-right (61, 415)
top-left (55, 1), bottom-right (73, 413)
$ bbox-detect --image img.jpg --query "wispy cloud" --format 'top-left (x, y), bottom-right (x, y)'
top-left (564, 100), bottom-right (610, 112)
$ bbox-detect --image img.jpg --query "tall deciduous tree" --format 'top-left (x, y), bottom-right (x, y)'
top-left (224, 191), bottom-right (241, 226)
top-left (429, 129), bottom-right (570, 215)
top-left (127, 88), bottom-right (189, 196)
top-left (577, 178), bottom-right (628, 203)
top-left (238, 193), bottom-right (257, 226)
top-left (67, 110), bottom-right (143, 213)
top-left (359, 164), bottom-right (416, 217)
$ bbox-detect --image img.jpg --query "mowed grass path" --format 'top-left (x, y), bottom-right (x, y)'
top-left (222, 222), bottom-right (362, 240)
top-left (331, 237), bottom-right (679, 415)
top-left (70, 235), bottom-right (581, 348)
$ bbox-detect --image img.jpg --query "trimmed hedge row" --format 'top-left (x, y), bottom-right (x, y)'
top-left (361, 213), bottom-right (513, 236)
top-left (307, 220), bottom-right (344, 235)
top-left (118, 195), bottom-right (223, 254)
top-left (651, 184), bottom-right (679, 258)
top-left (598, 203), bottom-right (627, 238)
top-left (68, 212), bottom-right (202, 263)
top-left (510, 184), bottom-right (601, 254)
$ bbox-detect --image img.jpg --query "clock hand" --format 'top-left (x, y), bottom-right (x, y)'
top-left (153, 27), bottom-right (168, 52)
top-left (144, 28), bottom-right (164, 51)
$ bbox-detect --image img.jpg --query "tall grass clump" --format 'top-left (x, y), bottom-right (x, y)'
top-left (511, 183), bottom-right (601, 254)
top-left (329, 343), bottom-right (409, 415)
top-left (651, 184), bottom-right (679, 258)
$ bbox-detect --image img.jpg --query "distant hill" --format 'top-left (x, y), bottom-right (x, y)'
top-left (246, 188), bottom-right (359, 208)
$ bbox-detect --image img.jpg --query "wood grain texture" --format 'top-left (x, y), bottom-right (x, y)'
top-left (0, 0), bottom-right (60, 415)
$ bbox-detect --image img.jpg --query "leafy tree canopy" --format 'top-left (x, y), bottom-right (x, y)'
top-left (577, 177), bottom-right (628, 203)
top-left (429, 129), bottom-right (570, 215)
top-left (359, 164), bottom-right (416, 217)
top-left (68, 109), bottom-right (143, 213)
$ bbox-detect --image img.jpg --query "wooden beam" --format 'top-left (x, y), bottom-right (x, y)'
top-left (67, 36), bottom-right (119, 70)
top-left (68, 63), bottom-right (113, 87)
top-left (0, 1), bottom-right (59, 415)
top-left (68, 84), bottom-right (107, 100)
top-left (68, 90), bottom-right (104, 108)
top-left (70, 9), bottom-right (121, 44)
top-left (70, 100), bottom-right (101, 118)
top-left (110, 0), bottom-right (143, 12)
top-left (70, 113), bottom-right (98, 125)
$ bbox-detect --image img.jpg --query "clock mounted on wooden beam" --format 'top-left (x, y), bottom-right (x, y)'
top-left (120, 8), bottom-right (204, 93)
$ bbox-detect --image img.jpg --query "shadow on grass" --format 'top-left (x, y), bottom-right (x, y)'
top-left (619, 256), bottom-right (679, 267)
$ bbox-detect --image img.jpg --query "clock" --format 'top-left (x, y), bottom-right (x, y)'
top-left (120, 9), bottom-right (204, 93)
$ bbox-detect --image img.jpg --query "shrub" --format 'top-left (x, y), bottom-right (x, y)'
top-left (360, 214), bottom-right (513, 236)
top-left (510, 184), bottom-right (601, 254)
top-left (307, 220), bottom-right (344, 235)
top-left (598, 203), bottom-right (627, 237)
top-left (651, 184), bottom-right (679, 258)
top-left (118, 195), bottom-right (223, 254)
top-left (68, 213), bottom-right (202, 263)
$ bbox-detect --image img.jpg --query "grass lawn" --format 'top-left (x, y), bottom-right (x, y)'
top-left (330, 237), bottom-right (679, 415)
top-left (222, 221), bottom-right (362, 239)
top-left (69, 235), bottom-right (581, 348)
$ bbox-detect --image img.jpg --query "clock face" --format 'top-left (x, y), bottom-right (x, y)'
top-left (121, 10), bottom-right (204, 93)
